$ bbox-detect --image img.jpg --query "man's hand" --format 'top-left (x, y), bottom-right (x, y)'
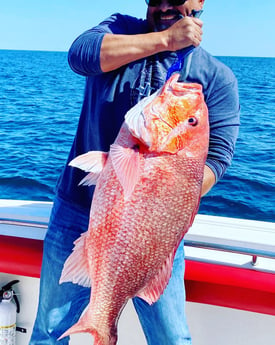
top-left (165, 17), bottom-right (203, 52)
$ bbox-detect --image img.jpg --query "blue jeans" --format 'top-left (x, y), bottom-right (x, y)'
top-left (29, 196), bottom-right (192, 345)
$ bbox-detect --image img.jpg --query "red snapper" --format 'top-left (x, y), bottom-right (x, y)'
top-left (59, 73), bottom-right (209, 345)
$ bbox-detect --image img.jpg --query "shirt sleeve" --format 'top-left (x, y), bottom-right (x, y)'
top-left (67, 13), bottom-right (146, 76)
top-left (206, 77), bottom-right (240, 182)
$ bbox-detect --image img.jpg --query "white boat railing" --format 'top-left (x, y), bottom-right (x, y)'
top-left (184, 239), bottom-right (275, 260)
top-left (0, 218), bottom-right (48, 229)
top-left (1, 215), bottom-right (275, 263)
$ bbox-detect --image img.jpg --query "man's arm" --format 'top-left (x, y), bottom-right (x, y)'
top-left (100, 17), bottom-right (203, 72)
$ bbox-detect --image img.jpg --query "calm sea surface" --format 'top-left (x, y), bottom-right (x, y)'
top-left (0, 50), bottom-right (274, 222)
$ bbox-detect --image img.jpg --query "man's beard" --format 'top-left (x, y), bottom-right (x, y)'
top-left (153, 10), bottom-right (183, 31)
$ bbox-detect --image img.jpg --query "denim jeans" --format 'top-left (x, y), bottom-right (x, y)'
top-left (29, 196), bottom-right (192, 345)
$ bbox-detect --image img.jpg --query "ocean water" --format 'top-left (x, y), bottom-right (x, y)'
top-left (0, 50), bottom-right (274, 222)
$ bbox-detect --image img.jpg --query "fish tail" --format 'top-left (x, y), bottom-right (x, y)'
top-left (58, 311), bottom-right (117, 345)
top-left (58, 319), bottom-right (87, 340)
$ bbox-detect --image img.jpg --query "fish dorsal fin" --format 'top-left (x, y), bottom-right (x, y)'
top-left (69, 151), bottom-right (108, 186)
top-left (136, 250), bottom-right (175, 305)
top-left (110, 144), bottom-right (140, 200)
top-left (78, 172), bottom-right (99, 187)
top-left (59, 231), bottom-right (91, 287)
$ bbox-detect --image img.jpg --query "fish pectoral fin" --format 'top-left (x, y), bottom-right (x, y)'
top-left (59, 231), bottom-right (91, 287)
top-left (110, 144), bottom-right (141, 200)
top-left (69, 151), bottom-right (108, 186)
top-left (136, 251), bottom-right (175, 305)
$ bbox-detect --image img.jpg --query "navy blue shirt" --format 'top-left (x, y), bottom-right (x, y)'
top-left (56, 13), bottom-right (240, 210)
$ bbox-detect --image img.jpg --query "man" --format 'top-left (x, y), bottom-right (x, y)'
top-left (30, 0), bottom-right (239, 344)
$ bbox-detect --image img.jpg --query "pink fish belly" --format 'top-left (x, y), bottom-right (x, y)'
top-left (85, 152), bottom-right (204, 328)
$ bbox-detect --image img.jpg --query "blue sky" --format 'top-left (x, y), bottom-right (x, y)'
top-left (1, 0), bottom-right (274, 57)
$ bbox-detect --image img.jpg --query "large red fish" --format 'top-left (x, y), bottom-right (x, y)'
top-left (59, 73), bottom-right (209, 345)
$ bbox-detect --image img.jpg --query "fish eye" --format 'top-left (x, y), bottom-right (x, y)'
top-left (188, 117), bottom-right (198, 126)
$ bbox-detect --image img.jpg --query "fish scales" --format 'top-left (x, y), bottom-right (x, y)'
top-left (59, 73), bottom-right (209, 345)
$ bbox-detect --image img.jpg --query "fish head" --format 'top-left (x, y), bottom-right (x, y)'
top-left (125, 73), bottom-right (209, 158)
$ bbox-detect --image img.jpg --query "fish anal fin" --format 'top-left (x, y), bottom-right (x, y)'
top-left (59, 231), bottom-right (91, 287)
top-left (136, 251), bottom-right (175, 305)
top-left (110, 144), bottom-right (140, 200)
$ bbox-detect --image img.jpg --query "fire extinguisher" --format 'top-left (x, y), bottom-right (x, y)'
top-left (0, 280), bottom-right (21, 345)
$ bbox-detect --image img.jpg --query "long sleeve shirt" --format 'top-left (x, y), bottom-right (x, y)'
top-left (56, 13), bottom-right (240, 210)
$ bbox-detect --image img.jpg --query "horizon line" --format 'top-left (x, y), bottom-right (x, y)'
top-left (0, 48), bottom-right (274, 59)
